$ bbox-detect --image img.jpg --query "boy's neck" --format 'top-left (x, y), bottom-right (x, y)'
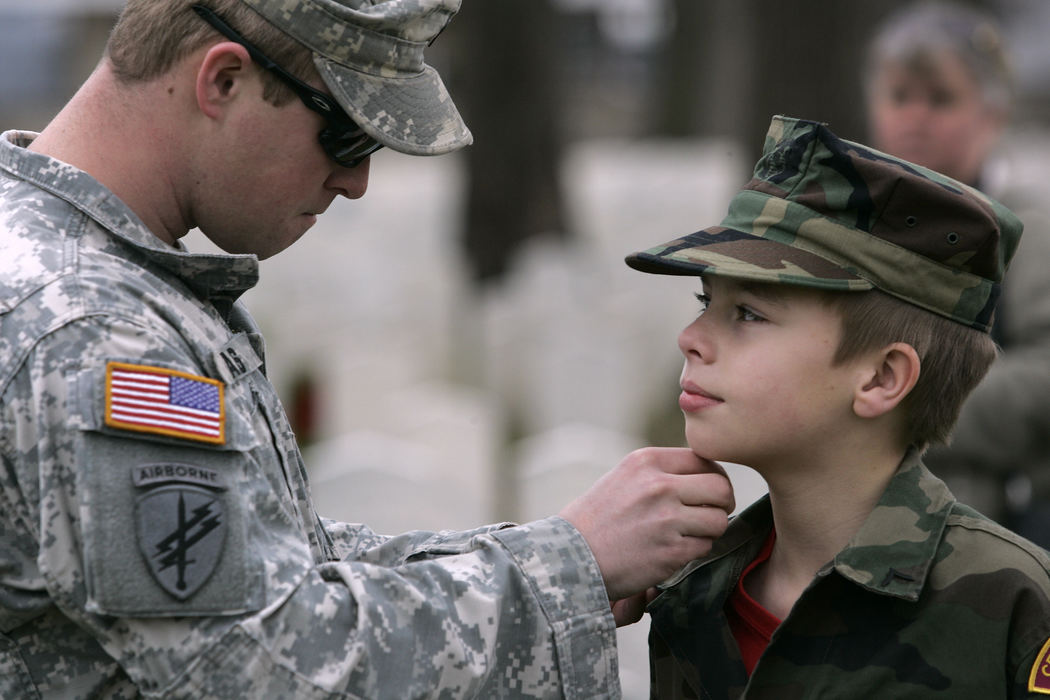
top-left (745, 441), bottom-right (907, 620)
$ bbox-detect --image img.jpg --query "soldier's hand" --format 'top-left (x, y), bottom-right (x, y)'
top-left (559, 447), bottom-right (734, 601)
top-left (610, 587), bottom-right (659, 627)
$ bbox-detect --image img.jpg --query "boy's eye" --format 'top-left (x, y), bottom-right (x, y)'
top-left (694, 293), bottom-right (766, 323)
top-left (737, 306), bottom-right (766, 323)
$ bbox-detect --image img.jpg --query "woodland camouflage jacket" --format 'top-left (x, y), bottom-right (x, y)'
top-left (649, 449), bottom-right (1050, 699)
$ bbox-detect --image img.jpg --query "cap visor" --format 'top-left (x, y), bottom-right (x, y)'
top-left (626, 226), bottom-right (871, 291)
top-left (317, 57), bottom-right (472, 156)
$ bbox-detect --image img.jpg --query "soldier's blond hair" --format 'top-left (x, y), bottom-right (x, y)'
top-left (828, 289), bottom-right (997, 451)
top-left (106, 0), bottom-right (316, 106)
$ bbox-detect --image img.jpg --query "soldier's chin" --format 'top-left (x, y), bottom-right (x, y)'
top-left (255, 223), bottom-right (314, 261)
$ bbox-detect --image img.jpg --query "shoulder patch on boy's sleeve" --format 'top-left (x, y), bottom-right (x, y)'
top-left (1029, 637), bottom-right (1050, 694)
top-left (104, 361), bottom-right (225, 445)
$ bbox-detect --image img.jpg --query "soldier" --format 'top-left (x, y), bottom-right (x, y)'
top-left (626, 115), bottom-right (1050, 698)
top-left (0, 1), bottom-right (735, 697)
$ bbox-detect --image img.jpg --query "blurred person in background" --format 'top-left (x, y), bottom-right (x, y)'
top-left (0, 0), bottom-right (736, 697)
top-left (865, 0), bottom-right (1050, 548)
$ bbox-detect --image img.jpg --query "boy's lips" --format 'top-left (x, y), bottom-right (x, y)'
top-left (679, 381), bottom-right (723, 412)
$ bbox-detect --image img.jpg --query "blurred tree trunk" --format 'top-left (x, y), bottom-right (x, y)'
top-left (655, 0), bottom-right (926, 162)
top-left (449, 0), bottom-right (568, 287)
top-left (439, 2), bottom-right (567, 520)
top-left (655, 0), bottom-right (756, 140)
top-left (740, 0), bottom-right (902, 159)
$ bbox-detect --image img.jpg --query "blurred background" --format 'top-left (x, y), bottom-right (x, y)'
top-left (4, 1), bottom-right (1050, 696)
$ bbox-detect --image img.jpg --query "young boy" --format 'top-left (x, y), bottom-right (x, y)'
top-left (626, 115), bottom-right (1050, 699)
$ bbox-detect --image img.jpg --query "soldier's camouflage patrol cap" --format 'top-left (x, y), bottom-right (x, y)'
top-left (626, 115), bottom-right (1023, 332)
top-left (240, 0), bottom-right (472, 155)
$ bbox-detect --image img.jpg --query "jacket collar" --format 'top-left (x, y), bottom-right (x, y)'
top-left (828, 447), bottom-right (955, 601)
top-left (0, 130), bottom-right (259, 307)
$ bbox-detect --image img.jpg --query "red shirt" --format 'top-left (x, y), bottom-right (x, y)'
top-left (725, 531), bottom-right (781, 675)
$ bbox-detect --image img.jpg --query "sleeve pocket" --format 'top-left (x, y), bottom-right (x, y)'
top-left (72, 365), bottom-right (266, 618)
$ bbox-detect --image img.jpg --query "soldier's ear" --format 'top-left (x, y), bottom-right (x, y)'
top-left (853, 342), bottom-right (920, 419)
top-left (195, 42), bottom-right (253, 120)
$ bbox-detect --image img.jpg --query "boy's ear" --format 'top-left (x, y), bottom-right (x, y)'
top-left (853, 342), bottom-right (920, 419)
top-left (195, 42), bottom-right (253, 120)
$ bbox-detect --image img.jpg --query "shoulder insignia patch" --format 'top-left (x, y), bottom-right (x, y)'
top-left (105, 361), bottom-right (225, 445)
top-left (137, 485), bottom-right (226, 599)
top-left (1030, 637), bottom-right (1050, 694)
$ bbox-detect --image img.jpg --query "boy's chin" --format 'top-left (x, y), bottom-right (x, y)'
top-left (685, 440), bottom-right (731, 463)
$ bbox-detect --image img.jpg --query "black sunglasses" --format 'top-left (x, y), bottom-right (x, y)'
top-left (191, 4), bottom-right (383, 168)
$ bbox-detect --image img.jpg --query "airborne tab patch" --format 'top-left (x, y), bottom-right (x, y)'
top-left (105, 362), bottom-right (225, 445)
top-left (1030, 637), bottom-right (1050, 694)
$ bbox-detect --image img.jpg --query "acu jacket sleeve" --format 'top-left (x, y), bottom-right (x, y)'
top-left (0, 315), bottom-right (620, 699)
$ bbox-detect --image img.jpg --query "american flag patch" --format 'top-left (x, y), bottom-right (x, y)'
top-left (105, 362), bottom-right (225, 444)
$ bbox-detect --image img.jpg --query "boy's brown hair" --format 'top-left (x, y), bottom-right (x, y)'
top-left (106, 0), bottom-right (315, 106)
top-left (826, 289), bottom-right (997, 451)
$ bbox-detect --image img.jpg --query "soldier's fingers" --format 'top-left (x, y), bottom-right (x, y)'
top-left (676, 502), bottom-right (731, 540)
top-left (676, 472), bottom-right (736, 513)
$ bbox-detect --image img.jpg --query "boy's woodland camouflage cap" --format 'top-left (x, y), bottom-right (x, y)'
top-left (240, 0), bottom-right (472, 155)
top-left (626, 115), bottom-right (1023, 332)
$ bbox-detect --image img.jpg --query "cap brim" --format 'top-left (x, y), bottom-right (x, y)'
top-left (317, 57), bottom-right (473, 156)
top-left (626, 226), bottom-right (872, 291)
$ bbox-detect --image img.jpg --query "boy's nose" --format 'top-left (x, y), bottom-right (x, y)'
top-left (678, 317), bottom-right (714, 362)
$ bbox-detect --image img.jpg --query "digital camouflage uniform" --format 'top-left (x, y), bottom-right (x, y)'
top-left (626, 116), bottom-right (1050, 698)
top-left (647, 450), bottom-right (1050, 699)
top-left (0, 67), bottom-right (619, 700)
top-left (0, 0), bottom-right (626, 696)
